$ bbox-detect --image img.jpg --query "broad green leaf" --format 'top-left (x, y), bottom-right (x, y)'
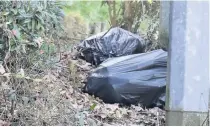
top-left (44, 0), bottom-right (47, 9)
top-left (17, 14), bottom-right (33, 19)
top-left (90, 103), bottom-right (97, 111)
top-left (23, 19), bottom-right (31, 24)
top-left (40, 25), bottom-right (45, 33)
top-left (35, 14), bottom-right (45, 24)
top-left (3, 12), bottom-right (9, 16)
top-left (32, 19), bottom-right (35, 33)
top-left (11, 9), bottom-right (18, 15)
top-left (27, 22), bottom-right (31, 30)
top-left (36, 22), bottom-right (41, 30)
top-left (8, 17), bottom-right (13, 23)
top-left (6, 21), bottom-right (12, 25)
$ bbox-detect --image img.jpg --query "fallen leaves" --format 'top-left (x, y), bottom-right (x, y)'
top-left (0, 64), bottom-right (5, 74)
top-left (34, 37), bottom-right (44, 48)
top-left (42, 73), bottom-right (57, 82)
top-left (52, 54), bottom-right (166, 125)
top-left (15, 68), bottom-right (25, 78)
top-left (0, 51), bottom-right (165, 126)
top-left (0, 120), bottom-right (10, 126)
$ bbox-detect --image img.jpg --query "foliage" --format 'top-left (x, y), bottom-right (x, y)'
top-left (101, 0), bottom-right (160, 51)
top-left (63, 1), bottom-right (109, 23)
top-left (0, 1), bottom-right (165, 126)
top-left (0, 1), bottom-right (64, 71)
top-left (103, 0), bottom-right (160, 33)
top-left (0, 2), bottom-right (65, 125)
top-left (63, 11), bottom-right (88, 42)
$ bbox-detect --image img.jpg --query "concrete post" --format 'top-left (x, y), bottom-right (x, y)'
top-left (166, 1), bottom-right (209, 126)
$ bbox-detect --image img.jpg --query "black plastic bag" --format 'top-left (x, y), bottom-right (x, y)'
top-left (77, 27), bottom-right (145, 66)
top-left (83, 49), bottom-right (167, 108)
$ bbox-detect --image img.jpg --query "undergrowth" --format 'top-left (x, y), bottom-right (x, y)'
top-left (0, 1), bottom-right (163, 126)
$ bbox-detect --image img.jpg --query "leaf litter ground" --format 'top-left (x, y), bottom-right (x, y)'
top-left (0, 51), bottom-right (165, 126)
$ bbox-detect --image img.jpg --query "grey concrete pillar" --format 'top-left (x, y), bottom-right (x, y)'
top-left (166, 1), bottom-right (209, 126)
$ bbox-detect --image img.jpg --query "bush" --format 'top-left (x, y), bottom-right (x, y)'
top-left (0, 1), bottom-right (64, 71)
top-left (0, 2), bottom-right (66, 125)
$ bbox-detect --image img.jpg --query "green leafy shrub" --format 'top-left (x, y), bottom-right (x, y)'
top-left (0, 1), bottom-right (64, 71)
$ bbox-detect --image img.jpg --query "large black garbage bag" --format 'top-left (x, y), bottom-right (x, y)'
top-left (77, 27), bottom-right (145, 66)
top-left (83, 49), bottom-right (167, 108)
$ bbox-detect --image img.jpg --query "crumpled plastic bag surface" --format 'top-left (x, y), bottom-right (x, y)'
top-left (77, 27), bottom-right (145, 66)
top-left (83, 49), bottom-right (167, 108)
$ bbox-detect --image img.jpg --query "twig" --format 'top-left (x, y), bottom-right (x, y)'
top-left (202, 114), bottom-right (209, 126)
top-left (2, 90), bottom-right (7, 103)
top-left (201, 93), bottom-right (209, 126)
top-left (10, 100), bottom-right (15, 119)
top-left (3, 36), bottom-right (11, 73)
top-left (157, 108), bottom-right (159, 126)
top-left (60, 36), bottom-right (83, 41)
top-left (100, 26), bottom-right (113, 39)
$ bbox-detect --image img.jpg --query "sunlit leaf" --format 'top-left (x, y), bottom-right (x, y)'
top-left (33, 78), bottom-right (42, 82)
top-left (22, 44), bottom-right (26, 53)
top-left (147, 0), bottom-right (153, 4)
top-left (90, 103), bottom-right (97, 111)
top-left (25, 76), bottom-right (31, 79)
top-left (27, 22), bottom-right (31, 30)
top-left (3, 12), bottom-right (9, 16)
top-left (23, 19), bottom-right (31, 24)
top-left (6, 21), bottom-right (11, 25)
top-left (32, 19), bottom-right (35, 33)
top-left (15, 68), bottom-right (25, 78)
top-left (36, 22), bottom-right (41, 30)
top-left (0, 64), bottom-right (5, 74)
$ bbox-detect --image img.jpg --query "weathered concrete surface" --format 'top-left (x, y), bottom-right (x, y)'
top-left (166, 1), bottom-right (209, 126)
top-left (166, 111), bottom-right (208, 126)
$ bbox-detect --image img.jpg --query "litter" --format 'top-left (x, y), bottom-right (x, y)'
top-left (77, 27), bottom-right (146, 66)
top-left (83, 49), bottom-right (167, 108)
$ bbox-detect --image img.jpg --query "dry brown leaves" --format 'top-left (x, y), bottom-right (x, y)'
top-left (0, 64), bottom-right (5, 74)
top-left (0, 120), bottom-right (10, 126)
top-left (0, 52), bottom-right (165, 126)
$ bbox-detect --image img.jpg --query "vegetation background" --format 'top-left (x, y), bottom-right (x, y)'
top-left (0, 0), bottom-right (163, 126)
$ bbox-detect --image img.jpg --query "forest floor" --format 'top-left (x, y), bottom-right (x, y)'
top-left (0, 50), bottom-right (165, 126)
